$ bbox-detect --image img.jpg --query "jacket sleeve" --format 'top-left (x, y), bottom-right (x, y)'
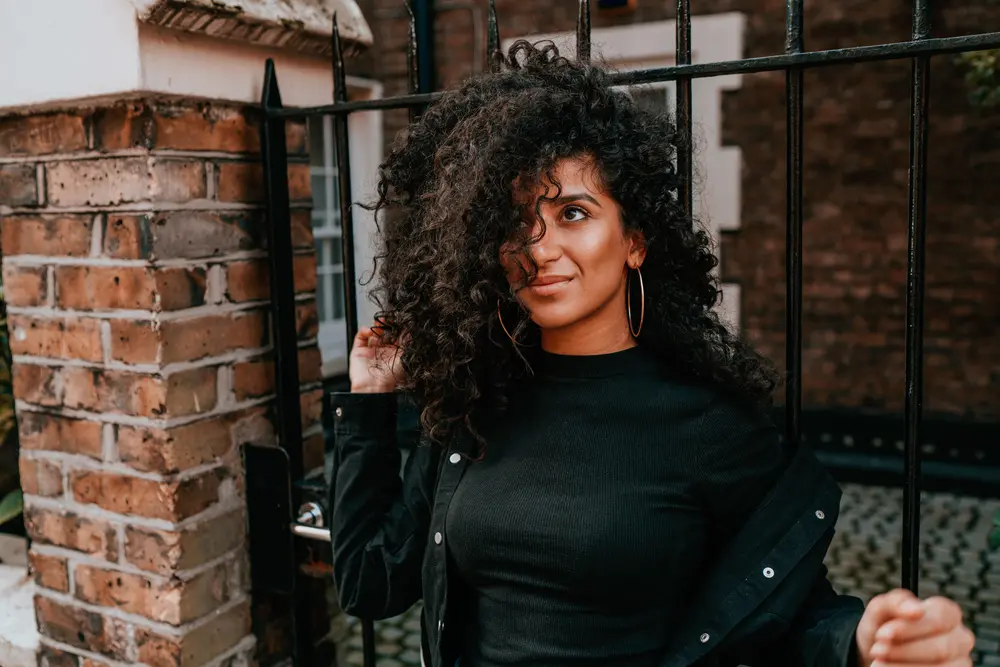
top-left (757, 565), bottom-right (866, 667)
top-left (328, 392), bottom-right (440, 620)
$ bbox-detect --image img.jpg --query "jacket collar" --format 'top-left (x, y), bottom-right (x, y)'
top-left (660, 445), bottom-right (844, 667)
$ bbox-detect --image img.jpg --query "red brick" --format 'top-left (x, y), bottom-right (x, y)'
top-left (225, 260), bottom-right (269, 302)
top-left (156, 268), bottom-right (208, 310)
top-left (0, 163), bottom-right (39, 207)
top-left (12, 364), bottom-right (58, 406)
top-left (124, 511), bottom-right (245, 575)
top-left (74, 563), bottom-right (228, 625)
top-left (293, 253), bottom-right (317, 293)
top-left (152, 105), bottom-right (261, 153)
top-left (24, 506), bottom-right (118, 560)
top-left (232, 358), bottom-right (273, 401)
top-left (71, 469), bottom-right (223, 521)
top-left (46, 158), bottom-right (206, 207)
top-left (164, 367), bottom-right (218, 416)
top-left (34, 596), bottom-right (130, 660)
top-left (135, 600), bottom-right (251, 667)
top-left (30, 552), bottom-right (70, 592)
top-left (115, 408), bottom-right (266, 474)
top-left (286, 120), bottom-right (308, 155)
top-left (19, 457), bottom-right (63, 497)
top-left (2, 265), bottom-right (47, 306)
top-left (216, 162), bottom-right (310, 202)
top-left (93, 102), bottom-right (155, 151)
top-left (103, 211), bottom-right (265, 261)
top-left (54, 266), bottom-right (206, 311)
top-left (299, 346), bottom-right (323, 385)
top-left (38, 644), bottom-right (80, 667)
top-left (0, 113), bottom-right (87, 156)
top-left (108, 319), bottom-right (159, 364)
top-left (290, 209), bottom-right (314, 249)
top-left (1, 215), bottom-right (93, 257)
top-left (296, 300), bottom-right (319, 340)
top-left (300, 388), bottom-right (323, 430)
top-left (102, 214), bottom-right (153, 259)
top-left (159, 311), bottom-right (268, 364)
top-left (8, 315), bottom-right (103, 362)
top-left (18, 412), bottom-right (103, 458)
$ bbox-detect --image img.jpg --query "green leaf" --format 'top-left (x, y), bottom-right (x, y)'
top-left (994, 507), bottom-right (1000, 527)
top-left (990, 526), bottom-right (1000, 552)
top-left (0, 489), bottom-right (23, 526)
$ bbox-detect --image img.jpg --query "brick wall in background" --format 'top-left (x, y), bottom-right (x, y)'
top-left (358, 0), bottom-right (1000, 419)
top-left (0, 102), bottom-right (325, 667)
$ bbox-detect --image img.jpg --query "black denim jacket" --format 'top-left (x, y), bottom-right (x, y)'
top-left (329, 392), bottom-right (865, 667)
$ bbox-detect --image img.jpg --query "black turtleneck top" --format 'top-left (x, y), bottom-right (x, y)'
top-left (444, 345), bottom-right (785, 667)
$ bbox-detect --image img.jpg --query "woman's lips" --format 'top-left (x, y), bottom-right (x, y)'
top-left (524, 277), bottom-right (572, 296)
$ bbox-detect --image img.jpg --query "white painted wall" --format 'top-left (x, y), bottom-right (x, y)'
top-left (0, 0), bottom-right (143, 110)
top-left (504, 13), bottom-right (746, 331)
top-left (0, 0), bottom-right (368, 112)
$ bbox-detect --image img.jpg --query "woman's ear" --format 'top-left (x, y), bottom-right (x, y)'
top-left (627, 231), bottom-right (647, 269)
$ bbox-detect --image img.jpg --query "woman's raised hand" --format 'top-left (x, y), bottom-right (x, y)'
top-left (349, 325), bottom-right (403, 394)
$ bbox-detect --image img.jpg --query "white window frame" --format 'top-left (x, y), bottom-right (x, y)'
top-left (308, 77), bottom-right (384, 377)
top-left (504, 13), bottom-right (746, 331)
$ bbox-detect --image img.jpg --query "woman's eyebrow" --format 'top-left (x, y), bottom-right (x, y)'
top-left (550, 193), bottom-right (602, 208)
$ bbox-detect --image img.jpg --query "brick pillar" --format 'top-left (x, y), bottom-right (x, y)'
top-left (1, 101), bottom-right (323, 667)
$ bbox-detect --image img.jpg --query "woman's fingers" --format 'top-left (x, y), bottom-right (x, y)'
top-left (869, 625), bottom-right (975, 664)
top-left (874, 598), bottom-right (964, 644)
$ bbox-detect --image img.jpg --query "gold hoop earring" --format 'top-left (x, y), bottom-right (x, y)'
top-left (497, 299), bottom-right (520, 346)
top-left (627, 267), bottom-right (645, 338)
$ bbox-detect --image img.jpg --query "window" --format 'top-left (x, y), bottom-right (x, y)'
top-left (308, 115), bottom-right (348, 367)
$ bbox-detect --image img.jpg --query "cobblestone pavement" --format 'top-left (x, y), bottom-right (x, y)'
top-left (343, 484), bottom-right (1000, 666)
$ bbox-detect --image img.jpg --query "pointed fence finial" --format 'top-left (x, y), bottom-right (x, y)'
top-left (487, 0), bottom-right (501, 73)
top-left (331, 12), bottom-right (348, 103)
top-left (261, 58), bottom-right (282, 108)
top-left (576, 0), bottom-right (591, 63)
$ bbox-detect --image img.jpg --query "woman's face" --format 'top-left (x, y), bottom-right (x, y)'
top-left (501, 156), bottom-right (645, 335)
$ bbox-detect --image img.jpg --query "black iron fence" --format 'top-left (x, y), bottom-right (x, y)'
top-left (245, 1), bottom-right (1000, 665)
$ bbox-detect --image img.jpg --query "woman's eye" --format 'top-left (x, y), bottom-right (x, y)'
top-left (563, 206), bottom-right (588, 222)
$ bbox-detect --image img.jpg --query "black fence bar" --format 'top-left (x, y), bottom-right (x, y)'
top-left (266, 31), bottom-right (1000, 119)
top-left (259, 59), bottom-right (314, 667)
top-left (332, 16), bottom-right (361, 349)
top-left (330, 14), bottom-right (374, 667)
top-left (577, 0), bottom-right (591, 64)
top-left (407, 3), bottom-right (421, 122)
top-left (784, 0), bottom-right (804, 447)
top-left (487, 0), bottom-right (500, 73)
top-left (675, 0), bottom-right (693, 219)
top-left (902, 0), bottom-right (933, 595)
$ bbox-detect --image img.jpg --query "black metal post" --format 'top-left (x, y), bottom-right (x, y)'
top-left (259, 59), bottom-right (313, 667)
top-left (676, 0), bottom-right (693, 219)
top-left (487, 0), bottom-right (501, 73)
top-left (784, 0), bottom-right (804, 447)
top-left (329, 16), bottom-right (375, 665)
top-left (902, 0), bottom-right (932, 595)
top-left (414, 0), bottom-right (435, 94)
top-left (332, 15), bottom-right (360, 351)
top-left (407, 2), bottom-right (422, 121)
top-left (577, 0), bottom-right (591, 64)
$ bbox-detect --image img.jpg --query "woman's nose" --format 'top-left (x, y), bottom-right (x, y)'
top-left (528, 220), bottom-right (560, 264)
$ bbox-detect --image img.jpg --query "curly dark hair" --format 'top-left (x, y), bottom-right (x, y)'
top-left (368, 40), bottom-right (779, 445)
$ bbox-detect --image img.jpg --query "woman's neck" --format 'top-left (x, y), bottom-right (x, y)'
top-left (540, 308), bottom-right (636, 356)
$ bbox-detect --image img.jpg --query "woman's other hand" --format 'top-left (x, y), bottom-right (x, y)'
top-left (856, 588), bottom-right (975, 667)
top-left (349, 325), bottom-right (403, 394)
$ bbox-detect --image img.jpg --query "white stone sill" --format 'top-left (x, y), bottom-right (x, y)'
top-left (0, 536), bottom-right (37, 667)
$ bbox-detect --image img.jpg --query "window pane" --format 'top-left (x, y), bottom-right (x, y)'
top-left (311, 175), bottom-right (328, 217)
top-left (317, 274), bottom-right (328, 324)
top-left (332, 271), bottom-right (345, 319)
top-left (316, 238), bottom-right (329, 270)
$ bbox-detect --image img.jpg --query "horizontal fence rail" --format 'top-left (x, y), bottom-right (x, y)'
top-left (250, 0), bottom-right (1000, 664)
top-left (264, 32), bottom-right (1000, 119)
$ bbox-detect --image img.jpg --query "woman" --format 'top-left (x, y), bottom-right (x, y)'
top-left (330, 41), bottom-right (975, 667)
